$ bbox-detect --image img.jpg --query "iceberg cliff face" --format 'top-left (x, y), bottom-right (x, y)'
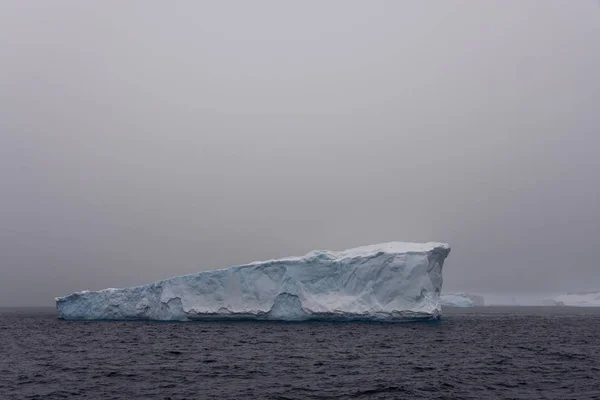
top-left (56, 242), bottom-right (450, 321)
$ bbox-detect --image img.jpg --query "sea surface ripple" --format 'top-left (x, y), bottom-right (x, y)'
top-left (1, 307), bottom-right (599, 399)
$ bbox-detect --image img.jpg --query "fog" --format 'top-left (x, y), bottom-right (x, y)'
top-left (1, 1), bottom-right (599, 306)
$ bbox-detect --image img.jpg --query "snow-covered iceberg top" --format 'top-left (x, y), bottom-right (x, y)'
top-left (56, 242), bottom-right (451, 321)
top-left (553, 292), bottom-right (600, 307)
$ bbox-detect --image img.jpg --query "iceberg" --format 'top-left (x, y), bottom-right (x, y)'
top-left (440, 293), bottom-right (485, 307)
top-left (553, 292), bottom-right (600, 307)
top-left (56, 242), bottom-right (451, 321)
top-left (440, 294), bottom-right (473, 307)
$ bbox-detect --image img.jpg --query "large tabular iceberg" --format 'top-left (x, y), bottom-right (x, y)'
top-left (56, 242), bottom-right (451, 321)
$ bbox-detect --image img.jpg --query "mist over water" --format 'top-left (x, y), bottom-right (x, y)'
top-left (1, 2), bottom-right (600, 306)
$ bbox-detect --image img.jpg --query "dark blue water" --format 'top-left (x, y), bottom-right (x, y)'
top-left (1, 307), bottom-right (599, 399)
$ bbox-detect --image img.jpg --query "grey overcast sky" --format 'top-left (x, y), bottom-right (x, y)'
top-left (1, 1), bottom-right (599, 306)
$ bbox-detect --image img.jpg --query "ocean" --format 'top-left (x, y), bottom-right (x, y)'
top-left (1, 307), bottom-right (599, 399)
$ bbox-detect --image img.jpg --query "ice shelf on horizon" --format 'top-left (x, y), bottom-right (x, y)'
top-left (56, 242), bottom-right (451, 321)
top-left (553, 291), bottom-right (600, 307)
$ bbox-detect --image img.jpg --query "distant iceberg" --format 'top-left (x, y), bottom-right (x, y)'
top-left (56, 242), bottom-right (451, 321)
top-left (440, 293), bottom-right (484, 307)
top-left (553, 292), bottom-right (600, 307)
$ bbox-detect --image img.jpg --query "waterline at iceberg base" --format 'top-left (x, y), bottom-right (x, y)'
top-left (56, 242), bottom-right (451, 322)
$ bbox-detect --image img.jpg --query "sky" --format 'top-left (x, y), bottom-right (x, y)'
top-left (1, 1), bottom-right (599, 306)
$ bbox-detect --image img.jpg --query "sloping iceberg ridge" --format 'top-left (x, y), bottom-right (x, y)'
top-left (56, 242), bottom-right (450, 321)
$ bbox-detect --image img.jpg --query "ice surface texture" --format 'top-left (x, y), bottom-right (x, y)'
top-left (56, 242), bottom-right (450, 321)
